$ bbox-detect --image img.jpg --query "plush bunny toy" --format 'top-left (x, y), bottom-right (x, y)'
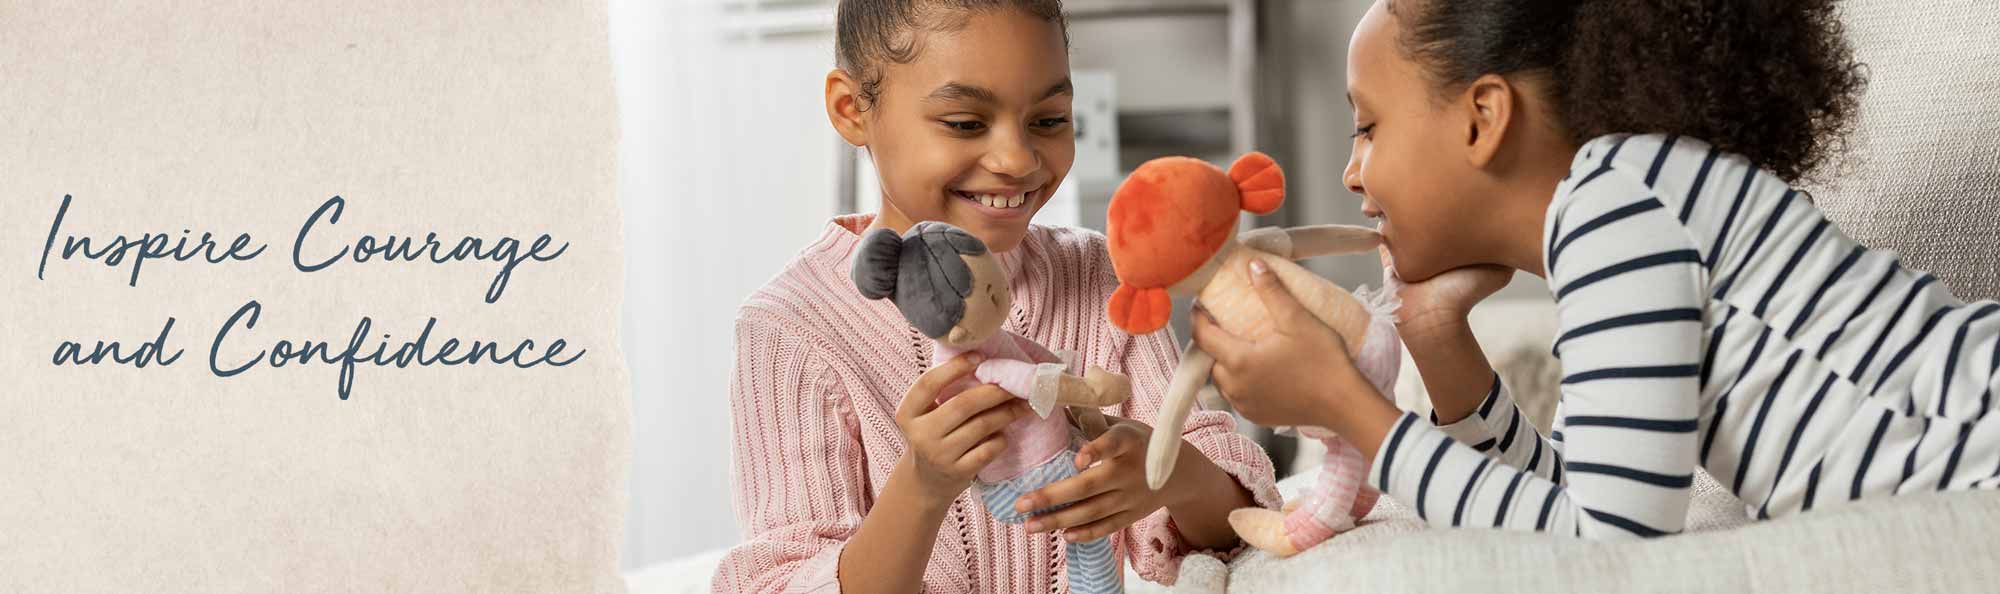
top-left (1103, 152), bottom-right (1404, 557)
top-left (852, 221), bottom-right (1132, 594)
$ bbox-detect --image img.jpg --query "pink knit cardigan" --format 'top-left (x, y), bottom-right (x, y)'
top-left (712, 215), bottom-right (1281, 593)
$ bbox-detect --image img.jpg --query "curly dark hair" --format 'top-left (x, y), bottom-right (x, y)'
top-left (1387, 0), bottom-right (1868, 183)
top-left (836, 0), bottom-right (1069, 110)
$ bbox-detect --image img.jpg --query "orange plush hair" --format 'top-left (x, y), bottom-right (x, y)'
top-left (1105, 152), bottom-right (1286, 334)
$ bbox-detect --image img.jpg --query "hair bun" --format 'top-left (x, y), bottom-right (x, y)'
top-left (1228, 151), bottom-right (1286, 214)
top-left (851, 228), bottom-right (904, 300)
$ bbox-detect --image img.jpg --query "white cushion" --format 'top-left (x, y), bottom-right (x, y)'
top-left (1198, 485), bottom-right (2000, 594)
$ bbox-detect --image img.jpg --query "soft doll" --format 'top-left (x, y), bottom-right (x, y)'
top-left (852, 221), bottom-right (1131, 594)
top-left (1102, 152), bottom-right (1404, 557)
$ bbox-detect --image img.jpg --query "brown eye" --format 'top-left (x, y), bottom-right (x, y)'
top-left (942, 120), bottom-right (985, 133)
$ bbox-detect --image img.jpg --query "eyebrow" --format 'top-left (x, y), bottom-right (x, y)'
top-left (926, 78), bottom-right (1074, 104)
top-left (1042, 78), bottom-right (1073, 100)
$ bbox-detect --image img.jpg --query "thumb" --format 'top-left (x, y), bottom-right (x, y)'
top-left (1190, 305), bottom-right (1250, 358)
top-left (1247, 258), bottom-right (1315, 329)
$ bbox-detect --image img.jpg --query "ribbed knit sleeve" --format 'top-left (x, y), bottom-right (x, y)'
top-left (1119, 324), bottom-right (1283, 584)
top-left (711, 313), bottom-right (868, 594)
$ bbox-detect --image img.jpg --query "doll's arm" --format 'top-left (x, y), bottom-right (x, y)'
top-left (971, 358), bottom-right (1066, 418)
top-left (1240, 225), bottom-right (1383, 260)
top-left (1146, 340), bottom-right (1219, 490)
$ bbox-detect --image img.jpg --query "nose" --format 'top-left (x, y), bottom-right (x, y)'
top-left (981, 129), bottom-right (1040, 178)
top-left (1342, 148), bottom-right (1365, 196)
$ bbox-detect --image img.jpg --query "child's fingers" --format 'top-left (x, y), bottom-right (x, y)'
top-left (1075, 424), bottom-right (1143, 469)
top-left (894, 386), bottom-right (937, 428)
top-left (1208, 364), bottom-right (1241, 400)
top-left (956, 434), bottom-right (1009, 475)
top-left (939, 396), bottom-right (1027, 456)
top-left (1190, 307), bottom-right (1251, 367)
top-left (1247, 259), bottom-right (1317, 331)
top-left (1022, 491), bottom-right (1121, 534)
top-left (1064, 509), bottom-right (1147, 543)
top-left (898, 353), bottom-right (983, 423)
top-left (1015, 464), bottom-right (1116, 514)
top-left (912, 353), bottom-right (985, 402)
top-left (925, 384), bottom-right (1019, 432)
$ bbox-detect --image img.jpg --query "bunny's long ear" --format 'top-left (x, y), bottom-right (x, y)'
top-left (1228, 151), bottom-right (1286, 215)
top-left (851, 228), bottom-right (904, 300)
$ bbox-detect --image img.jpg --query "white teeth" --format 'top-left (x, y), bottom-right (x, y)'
top-left (962, 191), bottom-right (1030, 209)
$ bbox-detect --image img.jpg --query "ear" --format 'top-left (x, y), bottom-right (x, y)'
top-left (826, 68), bottom-right (869, 147)
top-left (1463, 74), bottom-right (1514, 169)
top-left (947, 326), bottom-right (972, 344)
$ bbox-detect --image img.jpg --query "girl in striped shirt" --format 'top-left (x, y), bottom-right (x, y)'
top-left (1192, 0), bottom-right (2000, 539)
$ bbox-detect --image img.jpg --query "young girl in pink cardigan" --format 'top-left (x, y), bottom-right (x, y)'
top-left (709, 1), bottom-right (1280, 593)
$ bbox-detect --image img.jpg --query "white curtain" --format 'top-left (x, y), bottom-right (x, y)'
top-left (610, 0), bottom-right (847, 570)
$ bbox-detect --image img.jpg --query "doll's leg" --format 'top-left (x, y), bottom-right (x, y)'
top-left (1066, 533), bottom-right (1122, 594)
top-left (977, 451), bottom-right (1082, 525)
top-left (1230, 436), bottom-right (1370, 557)
top-left (975, 450), bottom-right (1123, 594)
top-left (1285, 437), bottom-right (1366, 537)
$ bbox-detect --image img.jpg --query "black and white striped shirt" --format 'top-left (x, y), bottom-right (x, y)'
top-left (1370, 133), bottom-right (2000, 539)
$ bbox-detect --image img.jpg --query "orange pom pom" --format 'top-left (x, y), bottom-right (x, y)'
top-left (1228, 151), bottom-right (1286, 215)
top-left (1107, 284), bottom-right (1172, 335)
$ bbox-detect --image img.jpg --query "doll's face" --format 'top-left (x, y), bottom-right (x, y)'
top-left (1166, 225), bottom-right (1239, 297)
top-left (943, 252), bottom-right (1011, 347)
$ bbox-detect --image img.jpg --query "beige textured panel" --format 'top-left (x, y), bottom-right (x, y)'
top-left (1806, 0), bottom-right (2000, 301)
top-left (1219, 478), bottom-right (2000, 594)
top-left (0, 2), bottom-right (627, 592)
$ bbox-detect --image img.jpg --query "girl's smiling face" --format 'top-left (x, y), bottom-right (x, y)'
top-left (1342, 2), bottom-right (1491, 282)
top-left (828, 8), bottom-right (1074, 254)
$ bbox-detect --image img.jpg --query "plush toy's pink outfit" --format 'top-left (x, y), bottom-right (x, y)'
top-left (936, 333), bottom-right (1129, 594)
top-left (933, 333), bottom-right (1078, 483)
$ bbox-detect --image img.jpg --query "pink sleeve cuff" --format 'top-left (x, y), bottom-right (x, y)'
top-left (780, 543), bottom-right (845, 594)
top-left (710, 537), bottom-right (851, 594)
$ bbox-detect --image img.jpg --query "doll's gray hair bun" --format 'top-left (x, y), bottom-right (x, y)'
top-left (850, 222), bottom-right (990, 339)
top-left (852, 229), bottom-right (904, 300)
